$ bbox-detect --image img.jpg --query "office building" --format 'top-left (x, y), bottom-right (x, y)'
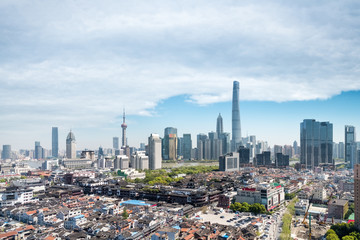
top-left (114, 155), bottom-right (129, 170)
top-left (238, 146), bottom-right (250, 165)
top-left (66, 130), bottom-right (76, 159)
top-left (182, 134), bottom-right (192, 160)
top-left (345, 125), bottom-right (357, 168)
top-left (162, 127), bottom-right (177, 160)
top-left (339, 142), bottom-right (345, 159)
top-left (121, 110), bottom-right (127, 147)
top-left (256, 151), bottom-right (271, 166)
top-left (355, 164), bottom-right (360, 229)
top-left (231, 81), bottom-right (242, 151)
top-left (148, 133), bottom-right (162, 170)
top-left (275, 153), bottom-right (290, 168)
top-left (52, 127), bottom-right (58, 158)
top-left (216, 113), bottom-right (223, 139)
top-left (177, 137), bottom-right (183, 157)
top-left (113, 137), bottom-right (119, 150)
top-left (219, 152), bottom-right (239, 172)
top-left (1, 145), bottom-right (11, 160)
top-left (34, 141), bottom-right (43, 160)
top-left (98, 146), bottom-right (104, 158)
top-left (300, 119), bottom-right (333, 169)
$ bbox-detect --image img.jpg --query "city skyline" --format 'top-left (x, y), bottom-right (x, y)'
top-left (1, 1), bottom-right (360, 150)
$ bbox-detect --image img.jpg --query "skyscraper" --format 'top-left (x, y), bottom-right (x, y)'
top-left (1, 145), bottom-right (11, 160)
top-left (183, 134), bottom-right (192, 160)
top-left (66, 130), bottom-right (76, 159)
top-left (35, 141), bottom-right (43, 160)
top-left (113, 137), bottom-right (119, 149)
top-left (148, 133), bottom-right (162, 170)
top-left (345, 125), bottom-right (356, 168)
top-left (300, 119), bottom-right (333, 169)
top-left (52, 127), bottom-right (58, 158)
top-left (216, 113), bottom-right (223, 139)
top-left (232, 81), bottom-right (241, 151)
top-left (162, 127), bottom-right (177, 160)
top-left (196, 133), bottom-right (207, 160)
top-left (121, 109), bottom-right (127, 147)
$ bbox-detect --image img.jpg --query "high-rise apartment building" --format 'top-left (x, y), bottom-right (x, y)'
top-left (293, 140), bottom-right (299, 156)
top-left (300, 119), bottom-right (333, 169)
top-left (66, 130), bottom-right (76, 159)
top-left (1, 145), bottom-right (11, 160)
top-left (113, 137), bottom-right (119, 149)
top-left (52, 127), bottom-right (58, 158)
top-left (354, 164), bottom-right (360, 230)
top-left (231, 81), bottom-right (242, 151)
top-left (183, 134), bottom-right (192, 160)
top-left (219, 132), bottom-right (231, 155)
top-left (345, 125), bottom-right (357, 169)
top-left (216, 113), bottom-right (223, 139)
top-left (196, 133), bottom-right (207, 160)
top-left (148, 133), bottom-right (162, 170)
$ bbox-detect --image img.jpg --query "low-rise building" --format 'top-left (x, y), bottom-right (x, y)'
top-left (235, 182), bottom-right (285, 210)
top-left (328, 199), bottom-right (348, 220)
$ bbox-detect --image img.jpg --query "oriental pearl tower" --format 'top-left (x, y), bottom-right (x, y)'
top-left (121, 109), bottom-right (127, 147)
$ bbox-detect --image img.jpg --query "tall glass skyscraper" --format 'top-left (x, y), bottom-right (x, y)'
top-left (231, 81), bottom-right (241, 151)
top-left (182, 134), bottom-right (192, 160)
top-left (300, 119), bottom-right (333, 169)
top-left (52, 127), bottom-right (58, 157)
top-left (1, 145), bottom-right (11, 160)
top-left (345, 125), bottom-right (356, 168)
top-left (216, 113), bottom-right (223, 139)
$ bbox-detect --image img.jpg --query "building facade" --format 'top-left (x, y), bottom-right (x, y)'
top-left (2, 145), bottom-right (11, 160)
top-left (235, 183), bottom-right (285, 211)
top-left (66, 131), bottom-right (76, 159)
top-left (148, 134), bottom-right (162, 170)
top-left (52, 127), bottom-right (58, 158)
top-left (345, 125), bottom-right (357, 169)
top-left (355, 164), bottom-right (360, 229)
top-left (231, 81), bottom-right (242, 151)
top-left (300, 119), bottom-right (333, 169)
top-left (182, 134), bottom-right (192, 160)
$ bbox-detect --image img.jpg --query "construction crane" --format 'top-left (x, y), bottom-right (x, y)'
top-left (319, 192), bottom-right (334, 225)
top-left (302, 194), bottom-right (314, 225)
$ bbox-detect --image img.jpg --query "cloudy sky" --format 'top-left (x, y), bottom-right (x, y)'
top-left (1, 0), bottom-right (360, 150)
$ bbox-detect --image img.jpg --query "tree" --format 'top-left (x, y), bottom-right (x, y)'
top-left (241, 202), bottom-right (250, 212)
top-left (342, 236), bottom-right (355, 240)
top-left (122, 208), bottom-right (129, 219)
top-left (326, 234), bottom-right (340, 240)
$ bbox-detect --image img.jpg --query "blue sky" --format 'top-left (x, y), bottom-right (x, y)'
top-left (0, 1), bottom-right (360, 150)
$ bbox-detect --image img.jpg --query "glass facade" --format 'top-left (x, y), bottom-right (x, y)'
top-left (300, 119), bottom-right (333, 169)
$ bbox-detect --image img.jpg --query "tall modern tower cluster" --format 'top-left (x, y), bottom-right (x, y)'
top-left (66, 130), bottom-right (76, 159)
top-left (300, 119), bottom-right (333, 169)
top-left (52, 127), bottom-right (58, 157)
top-left (121, 109), bottom-right (127, 148)
top-left (345, 125), bottom-right (357, 169)
top-left (231, 81), bottom-right (242, 151)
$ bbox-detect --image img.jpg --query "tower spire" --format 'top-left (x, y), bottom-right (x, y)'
top-left (121, 108), bottom-right (127, 147)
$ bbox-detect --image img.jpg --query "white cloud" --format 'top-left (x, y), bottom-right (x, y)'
top-left (0, 0), bottom-right (360, 148)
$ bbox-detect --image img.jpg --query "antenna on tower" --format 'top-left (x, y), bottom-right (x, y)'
top-left (123, 108), bottom-right (126, 123)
